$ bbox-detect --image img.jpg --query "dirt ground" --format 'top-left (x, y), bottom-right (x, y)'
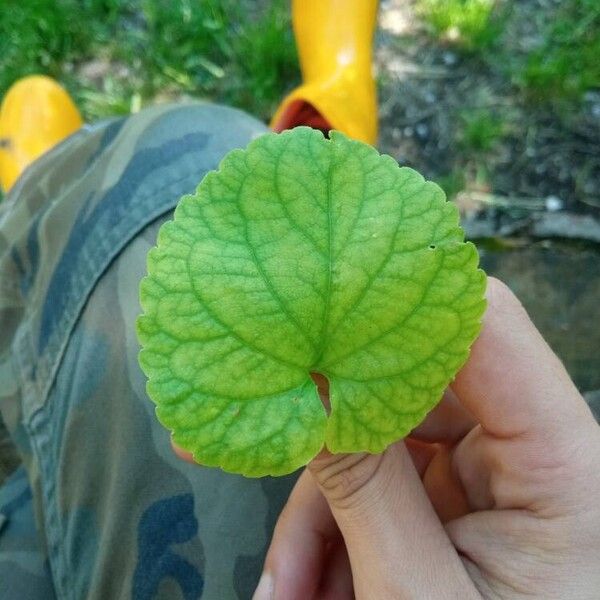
top-left (376, 0), bottom-right (600, 221)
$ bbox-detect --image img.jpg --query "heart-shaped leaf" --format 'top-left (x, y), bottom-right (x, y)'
top-left (137, 127), bottom-right (486, 477)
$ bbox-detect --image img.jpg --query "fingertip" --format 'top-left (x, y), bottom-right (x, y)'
top-left (170, 438), bottom-right (197, 464)
top-left (453, 276), bottom-right (584, 439)
top-left (484, 276), bottom-right (527, 320)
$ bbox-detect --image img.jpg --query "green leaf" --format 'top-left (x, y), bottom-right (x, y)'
top-left (137, 127), bottom-right (486, 477)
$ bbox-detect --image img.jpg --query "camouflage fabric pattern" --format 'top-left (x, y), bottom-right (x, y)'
top-left (0, 103), bottom-right (299, 599)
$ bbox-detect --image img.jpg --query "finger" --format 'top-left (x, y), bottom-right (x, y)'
top-left (254, 468), bottom-right (340, 600)
top-left (445, 509), bottom-right (562, 596)
top-left (405, 439), bottom-right (470, 522)
top-left (411, 388), bottom-right (476, 444)
top-left (309, 443), bottom-right (478, 599)
top-left (452, 277), bottom-right (594, 441)
top-left (422, 445), bottom-right (470, 523)
top-left (171, 438), bottom-right (195, 463)
top-left (317, 540), bottom-right (354, 600)
top-left (405, 437), bottom-right (438, 477)
top-left (450, 278), bottom-right (600, 513)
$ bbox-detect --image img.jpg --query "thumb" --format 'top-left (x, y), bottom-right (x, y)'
top-left (308, 442), bottom-right (477, 599)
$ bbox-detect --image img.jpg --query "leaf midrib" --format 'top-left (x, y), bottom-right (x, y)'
top-left (313, 144), bottom-right (335, 366)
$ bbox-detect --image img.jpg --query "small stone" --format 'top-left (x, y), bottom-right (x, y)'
top-left (442, 51), bottom-right (458, 66)
top-left (415, 123), bottom-right (429, 139)
top-left (584, 182), bottom-right (596, 195)
top-left (380, 6), bottom-right (410, 35)
top-left (80, 58), bottom-right (111, 80)
top-left (403, 126), bottom-right (414, 137)
top-left (545, 195), bottom-right (563, 212)
top-left (533, 213), bottom-right (600, 243)
top-left (115, 64), bottom-right (132, 79)
top-left (445, 27), bottom-right (461, 43)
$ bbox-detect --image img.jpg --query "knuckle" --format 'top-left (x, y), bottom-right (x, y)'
top-left (310, 452), bottom-right (384, 510)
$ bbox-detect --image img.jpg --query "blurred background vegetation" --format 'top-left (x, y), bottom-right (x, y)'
top-left (2, 0), bottom-right (598, 119)
top-left (0, 0), bottom-right (598, 210)
top-left (0, 0), bottom-right (299, 121)
top-left (416, 0), bottom-right (600, 100)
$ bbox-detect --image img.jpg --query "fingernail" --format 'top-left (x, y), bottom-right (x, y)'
top-left (252, 572), bottom-right (273, 600)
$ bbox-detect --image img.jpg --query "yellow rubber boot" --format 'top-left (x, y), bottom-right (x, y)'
top-left (271, 0), bottom-right (379, 144)
top-left (0, 75), bottom-right (83, 193)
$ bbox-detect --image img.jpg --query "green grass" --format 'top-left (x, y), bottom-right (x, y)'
top-left (221, 2), bottom-right (300, 121)
top-left (459, 109), bottom-right (505, 152)
top-left (521, 0), bottom-right (600, 100)
top-left (416, 0), bottom-right (501, 51)
top-left (417, 0), bottom-right (599, 103)
top-left (0, 0), bottom-right (299, 122)
top-left (436, 170), bottom-right (467, 201)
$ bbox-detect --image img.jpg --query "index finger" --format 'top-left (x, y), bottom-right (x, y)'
top-left (451, 277), bottom-right (594, 440)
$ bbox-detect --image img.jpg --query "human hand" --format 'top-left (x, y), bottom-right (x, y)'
top-left (251, 277), bottom-right (600, 599)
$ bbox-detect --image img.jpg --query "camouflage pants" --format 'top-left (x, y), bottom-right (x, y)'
top-left (0, 103), bottom-right (300, 599)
